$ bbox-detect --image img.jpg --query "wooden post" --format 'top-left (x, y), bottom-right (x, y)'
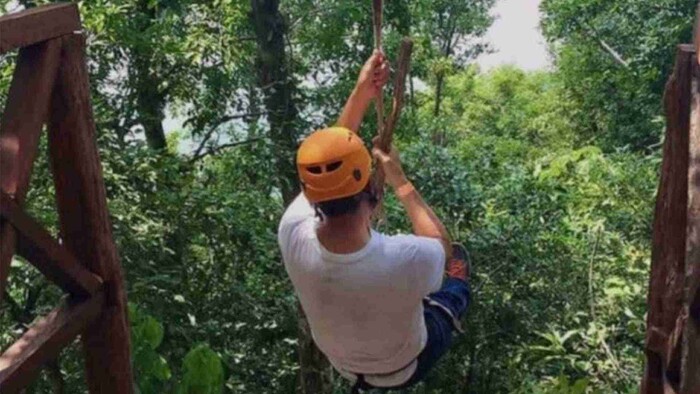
top-left (682, 55), bottom-right (700, 394)
top-left (0, 39), bottom-right (62, 300)
top-left (47, 33), bottom-right (134, 393)
top-left (642, 45), bottom-right (692, 394)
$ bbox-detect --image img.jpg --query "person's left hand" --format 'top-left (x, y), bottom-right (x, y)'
top-left (356, 50), bottom-right (390, 99)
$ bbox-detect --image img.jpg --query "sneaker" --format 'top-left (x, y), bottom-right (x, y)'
top-left (446, 243), bottom-right (471, 282)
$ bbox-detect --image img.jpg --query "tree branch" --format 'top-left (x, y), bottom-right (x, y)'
top-left (579, 21), bottom-right (630, 68)
top-left (596, 38), bottom-right (630, 68)
top-left (191, 112), bottom-right (266, 159)
top-left (189, 136), bottom-right (266, 163)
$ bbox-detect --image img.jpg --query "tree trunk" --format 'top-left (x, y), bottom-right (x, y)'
top-left (434, 71), bottom-right (444, 118)
top-left (250, 0), bottom-right (301, 204)
top-left (432, 72), bottom-right (445, 144)
top-left (135, 62), bottom-right (166, 150)
top-left (133, 0), bottom-right (167, 151)
top-left (296, 302), bottom-right (332, 394)
top-left (250, 1), bottom-right (331, 393)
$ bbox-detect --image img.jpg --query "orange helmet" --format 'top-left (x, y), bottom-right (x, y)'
top-left (296, 127), bottom-right (372, 203)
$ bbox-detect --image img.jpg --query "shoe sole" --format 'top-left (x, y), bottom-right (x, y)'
top-left (451, 242), bottom-right (472, 278)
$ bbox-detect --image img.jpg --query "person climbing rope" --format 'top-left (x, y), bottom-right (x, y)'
top-left (278, 51), bottom-right (472, 392)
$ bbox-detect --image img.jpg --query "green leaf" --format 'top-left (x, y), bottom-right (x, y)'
top-left (141, 316), bottom-right (164, 350)
top-left (178, 344), bottom-right (224, 394)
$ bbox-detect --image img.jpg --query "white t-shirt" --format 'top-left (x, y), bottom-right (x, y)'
top-left (278, 194), bottom-right (445, 387)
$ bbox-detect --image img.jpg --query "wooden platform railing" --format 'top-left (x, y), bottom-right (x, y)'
top-left (0, 3), bottom-right (133, 393)
top-left (642, 44), bottom-right (700, 394)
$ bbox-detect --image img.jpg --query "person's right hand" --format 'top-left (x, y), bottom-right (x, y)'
top-left (372, 140), bottom-right (408, 189)
top-left (356, 50), bottom-right (390, 100)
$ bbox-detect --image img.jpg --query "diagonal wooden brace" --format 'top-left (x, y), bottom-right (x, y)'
top-left (0, 292), bottom-right (104, 393)
top-left (0, 192), bottom-right (102, 298)
top-left (0, 38), bottom-right (63, 301)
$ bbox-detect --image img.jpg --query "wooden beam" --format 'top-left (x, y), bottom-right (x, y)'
top-left (682, 54), bottom-right (700, 394)
top-left (0, 192), bottom-right (102, 297)
top-left (47, 33), bottom-right (134, 394)
top-left (0, 293), bottom-right (104, 393)
top-left (0, 38), bottom-right (62, 302)
top-left (0, 3), bottom-right (80, 54)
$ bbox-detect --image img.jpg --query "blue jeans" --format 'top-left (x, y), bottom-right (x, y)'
top-left (353, 278), bottom-right (472, 391)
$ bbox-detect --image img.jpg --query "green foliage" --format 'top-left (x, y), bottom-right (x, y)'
top-left (518, 375), bottom-right (592, 394)
top-left (131, 303), bottom-right (172, 392)
top-left (131, 303), bottom-right (225, 393)
top-left (413, 148), bottom-right (651, 391)
top-left (540, 0), bottom-right (696, 149)
top-left (379, 68), bottom-right (655, 393)
top-left (178, 345), bottom-right (225, 394)
top-left (417, 66), bottom-right (576, 151)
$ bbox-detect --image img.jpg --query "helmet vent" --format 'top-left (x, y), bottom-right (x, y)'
top-left (353, 169), bottom-right (362, 181)
top-left (306, 166), bottom-right (322, 174)
top-left (326, 161), bottom-right (342, 172)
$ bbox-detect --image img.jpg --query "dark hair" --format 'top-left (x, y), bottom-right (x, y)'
top-left (315, 185), bottom-right (378, 218)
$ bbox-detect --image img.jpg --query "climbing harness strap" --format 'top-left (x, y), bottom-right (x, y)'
top-left (346, 298), bottom-right (463, 393)
top-left (346, 356), bottom-right (417, 393)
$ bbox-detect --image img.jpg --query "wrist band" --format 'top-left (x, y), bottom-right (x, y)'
top-left (395, 182), bottom-right (415, 199)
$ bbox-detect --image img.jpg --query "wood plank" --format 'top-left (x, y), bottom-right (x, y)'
top-left (0, 38), bottom-right (62, 302)
top-left (642, 45), bottom-right (692, 394)
top-left (47, 33), bottom-right (134, 394)
top-left (0, 293), bottom-right (104, 393)
top-left (0, 192), bottom-right (102, 297)
top-left (682, 56), bottom-right (700, 394)
top-left (0, 3), bottom-right (80, 54)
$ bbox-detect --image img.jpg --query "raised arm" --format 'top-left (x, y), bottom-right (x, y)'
top-left (285, 52), bottom-right (389, 208)
top-left (336, 51), bottom-right (389, 133)
top-left (372, 143), bottom-right (452, 259)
